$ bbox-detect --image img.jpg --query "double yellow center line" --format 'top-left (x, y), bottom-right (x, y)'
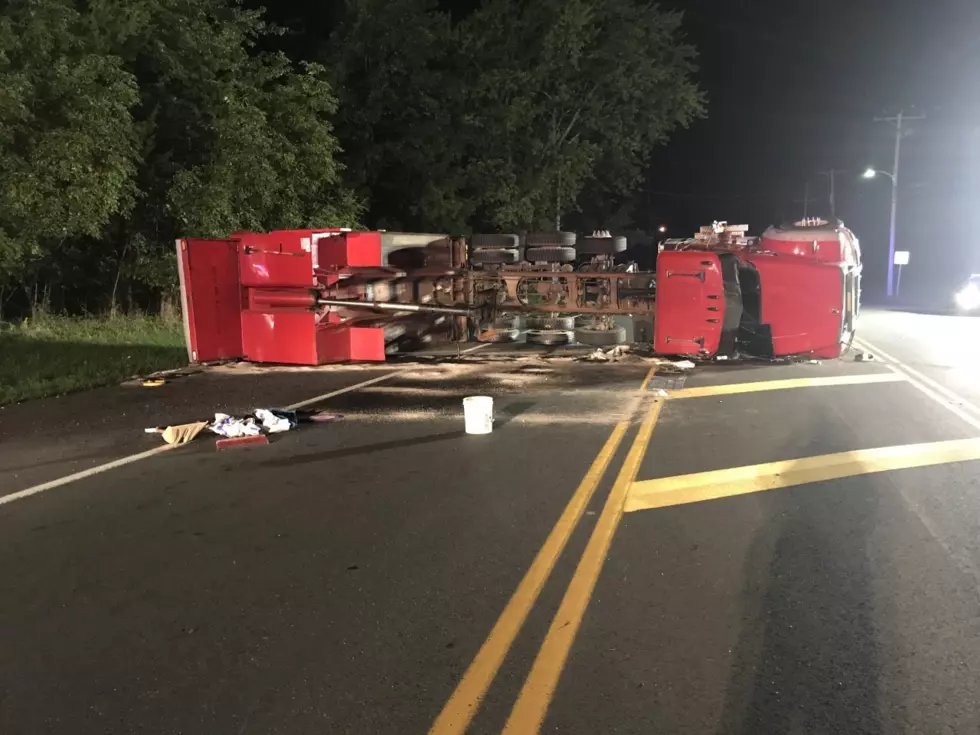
top-left (431, 360), bottom-right (980, 734)
top-left (502, 391), bottom-right (664, 733)
top-left (429, 366), bottom-right (663, 735)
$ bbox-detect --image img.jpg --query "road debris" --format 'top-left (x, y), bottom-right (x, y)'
top-left (210, 409), bottom-right (299, 438)
top-left (653, 389), bottom-right (669, 397)
top-left (580, 345), bottom-right (632, 362)
top-left (255, 408), bottom-right (295, 433)
top-left (144, 408), bottom-right (330, 449)
top-left (854, 352), bottom-right (875, 362)
top-left (672, 360), bottom-right (696, 370)
top-left (141, 379), bottom-right (167, 388)
top-left (306, 411), bottom-right (343, 423)
top-left (211, 413), bottom-right (262, 438)
top-left (145, 421), bottom-right (209, 445)
top-left (216, 435), bottom-right (269, 450)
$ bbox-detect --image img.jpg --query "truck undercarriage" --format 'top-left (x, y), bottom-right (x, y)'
top-left (176, 221), bottom-right (861, 366)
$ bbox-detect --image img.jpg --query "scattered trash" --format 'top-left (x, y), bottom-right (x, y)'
top-left (580, 345), bottom-right (632, 363)
top-left (255, 408), bottom-right (296, 434)
top-left (672, 360), bottom-right (696, 370)
top-left (143, 406), bottom-right (322, 450)
top-left (210, 409), bottom-right (299, 438)
top-left (805, 359), bottom-right (820, 364)
top-left (854, 352), bottom-right (875, 362)
top-left (211, 413), bottom-right (262, 438)
top-left (653, 389), bottom-right (669, 397)
top-left (715, 355), bottom-right (729, 361)
top-left (141, 379), bottom-right (166, 388)
top-left (216, 435), bottom-right (269, 450)
top-left (144, 421), bottom-right (209, 445)
top-left (306, 411), bottom-right (344, 423)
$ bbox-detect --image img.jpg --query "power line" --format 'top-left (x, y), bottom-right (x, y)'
top-left (792, 180), bottom-right (819, 218)
top-left (640, 188), bottom-right (795, 201)
top-left (817, 169), bottom-right (847, 218)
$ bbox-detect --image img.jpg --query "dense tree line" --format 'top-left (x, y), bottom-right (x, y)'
top-left (0, 0), bottom-right (702, 318)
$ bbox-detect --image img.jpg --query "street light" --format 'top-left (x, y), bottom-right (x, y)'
top-left (863, 166), bottom-right (899, 297)
top-left (863, 167), bottom-right (894, 183)
top-left (658, 225), bottom-right (667, 234)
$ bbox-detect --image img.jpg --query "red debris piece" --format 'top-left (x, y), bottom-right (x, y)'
top-left (215, 435), bottom-right (270, 450)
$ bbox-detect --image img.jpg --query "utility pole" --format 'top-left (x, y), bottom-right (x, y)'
top-left (793, 180), bottom-right (817, 219)
top-left (874, 110), bottom-right (925, 297)
top-left (817, 168), bottom-right (846, 218)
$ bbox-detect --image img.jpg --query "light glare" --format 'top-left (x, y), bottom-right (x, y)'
top-left (955, 284), bottom-right (980, 311)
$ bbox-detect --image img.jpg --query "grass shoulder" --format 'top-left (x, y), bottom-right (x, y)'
top-left (0, 313), bottom-right (186, 405)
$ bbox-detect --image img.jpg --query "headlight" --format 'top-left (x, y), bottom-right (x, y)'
top-left (955, 284), bottom-right (980, 311)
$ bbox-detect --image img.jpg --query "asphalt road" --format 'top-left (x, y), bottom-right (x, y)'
top-left (2, 309), bottom-right (980, 734)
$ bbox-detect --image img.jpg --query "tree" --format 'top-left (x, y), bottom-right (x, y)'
top-left (0, 0), bottom-right (138, 308)
top-left (458, 0), bottom-right (704, 230)
top-left (327, 0), bottom-right (703, 233)
top-left (328, 0), bottom-right (468, 231)
top-left (105, 0), bottom-right (361, 310)
top-left (0, 0), bottom-right (361, 316)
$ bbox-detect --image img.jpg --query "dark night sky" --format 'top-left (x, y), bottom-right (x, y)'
top-left (261, 0), bottom-right (980, 298)
top-left (645, 0), bottom-right (980, 298)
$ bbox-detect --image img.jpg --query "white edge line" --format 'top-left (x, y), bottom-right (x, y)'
top-left (856, 338), bottom-right (980, 419)
top-left (283, 370), bottom-right (404, 410)
top-left (2, 342), bottom-right (492, 507)
top-left (854, 337), bottom-right (980, 433)
top-left (0, 445), bottom-right (177, 507)
top-left (286, 342), bottom-right (489, 411)
top-left (854, 337), bottom-right (980, 418)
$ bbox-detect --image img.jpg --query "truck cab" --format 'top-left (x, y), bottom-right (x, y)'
top-left (655, 219), bottom-right (862, 359)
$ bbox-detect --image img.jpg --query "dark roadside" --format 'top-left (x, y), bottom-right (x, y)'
top-left (0, 362), bottom-right (400, 497)
top-left (0, 344), bottom-right (654, 497)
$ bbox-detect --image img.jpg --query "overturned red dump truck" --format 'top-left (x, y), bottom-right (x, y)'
top-left (176, 218), bottom-right (861, 365)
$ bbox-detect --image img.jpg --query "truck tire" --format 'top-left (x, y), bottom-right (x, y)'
top-left (576, 236), bottom-right (627, 255)
top-left (471, 233), bottom-right (519, 249)
top-left (494, 314), bottom-right (520, 329)
top-left (471, 247), bottom-right (520, 265)
top-left (574, 325), bottom-right (627, 347)
top-left (525, 246), bottom-right (576, 263)
top-left (526, 231), bottom-right (577, 247)
top-left (526, 315), bottom-right (576, 330)
top-left (526, 329), bottom-right (574, 346)
top-left (484, 327), bottom-right (520, 343)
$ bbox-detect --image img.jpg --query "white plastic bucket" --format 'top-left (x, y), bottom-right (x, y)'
top-left (463, 396), bottom-right (494, 435)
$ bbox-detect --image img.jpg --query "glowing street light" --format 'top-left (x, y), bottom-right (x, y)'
top-left (658, 225), bottom-right (667, 234)
top-left (863, 167), bottom-right (895, 182)
top-left (863, 165), bottom-right (899, 296)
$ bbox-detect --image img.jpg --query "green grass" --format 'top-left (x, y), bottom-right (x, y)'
top-left (0, 313), bottom-right (187, 405)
